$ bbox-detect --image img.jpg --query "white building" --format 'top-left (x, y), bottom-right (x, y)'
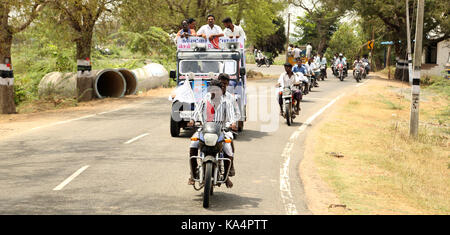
top-left (421, 39), bottom-right (450, 77)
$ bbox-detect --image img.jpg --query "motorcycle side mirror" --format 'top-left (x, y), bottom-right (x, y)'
top-left (170, 70), bottom-right (176, 80)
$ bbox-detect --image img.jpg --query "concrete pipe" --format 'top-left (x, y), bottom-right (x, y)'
top-left (94, 69), bottom-right (126, 99)
top-left (131, 63), bottom-right (169, 92)
top-left (38, 72), bottom-right (78, 98)
top-left (116, 68), bottom-right (138, 95)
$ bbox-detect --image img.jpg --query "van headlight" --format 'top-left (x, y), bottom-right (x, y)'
top-left (204, 133), bottom-right (219, 147)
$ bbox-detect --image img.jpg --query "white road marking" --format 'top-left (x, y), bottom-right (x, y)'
top-left (53, 165), bottom-right (90, 191)
top-left (280, 93), bottom-right (345, 215)
top-left (30, 107), bottom-right (132, 131)
top-left (124, 133), bottom-right (150, 144)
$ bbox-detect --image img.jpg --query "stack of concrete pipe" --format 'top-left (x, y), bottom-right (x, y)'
top-left (38, 63), bottom-right (169, 101)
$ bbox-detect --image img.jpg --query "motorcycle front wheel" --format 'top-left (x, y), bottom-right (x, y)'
top-left (265, 59), bottom-right (271, 67)
top-left (285, 103), bottom-right (291, 126)
top-left (203, 162), bottom-right (213, 208)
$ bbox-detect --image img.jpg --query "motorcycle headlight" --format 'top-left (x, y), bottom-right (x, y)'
top-left (204, 133), bottom-right (219, 147)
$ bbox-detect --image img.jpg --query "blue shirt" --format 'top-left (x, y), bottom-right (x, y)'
top-left (293, 64), bottom-right (307, 74)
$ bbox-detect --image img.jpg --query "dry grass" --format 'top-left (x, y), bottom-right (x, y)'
top-left (309, 75), bottom-right (449, 214)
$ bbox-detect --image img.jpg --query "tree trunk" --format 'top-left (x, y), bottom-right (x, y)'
top-left (75, 29), bottom-right (94, 60)
top-left (0, 26), bottom-right (16, 114)
top-left (394, 42), bottom-right (409, 82)
top-left (75, 29), bottom-right (94, 102)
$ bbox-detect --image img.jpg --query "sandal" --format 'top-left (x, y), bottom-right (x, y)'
top-left (225, 179), bottom-right (233, 188)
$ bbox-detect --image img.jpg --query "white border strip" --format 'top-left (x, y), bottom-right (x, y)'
top-left (53, 165), bottom-right (90, 191)
top-left (280, 93), bottom-right (345, 215)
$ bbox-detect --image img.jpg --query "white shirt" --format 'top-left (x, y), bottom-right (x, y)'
top-left (319, 57), bottom-right (327, 66)
top-left (293, 48), bottom-right (301, 58)
top-left (306, 45), bottom-right (312, 57)
top-left (278, 72), bottom-right (303, 90)
top-left (197, 24), bottom-right (224, 38)
top-left (224, 25), bottom-right (246, 40)
top-left (305, 63), bottom-right (315, 74)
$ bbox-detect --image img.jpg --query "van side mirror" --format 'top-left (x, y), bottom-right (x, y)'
top-left (240, 67), bottom-right (246, 76)
top-left (170, 70), bottom-right (176, 80)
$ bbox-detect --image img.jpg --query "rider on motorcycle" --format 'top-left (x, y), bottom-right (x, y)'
top-left (188, 74), bottom-right (240, 188)
top-left (334, 53), bottom-right (347, 76)
top-left (318, 53), bottom-right (327, 78)
top-left (292, 58), bottom-right (309, 94)
top-left (277, 63), bottom-right (307, 115)
top-left (362, 55), bottom-right (370, 75)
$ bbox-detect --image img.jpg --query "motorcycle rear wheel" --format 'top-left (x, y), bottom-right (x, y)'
top-left (203, 162), bottom-right (213, 208)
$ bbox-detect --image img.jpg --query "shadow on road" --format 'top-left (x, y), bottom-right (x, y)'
top-left (234, 129), bottom-right (270, 142)
top-left (194, 192), bottom-right (262, 212)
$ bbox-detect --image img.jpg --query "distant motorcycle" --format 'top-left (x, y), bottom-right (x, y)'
top-left (353, 62), bottom-right (364, 83)
top-left (363, 61), bottom-right (370, 78)
top-left (337, 64), bottom-right (345, 81)
top-left (256, 56), bottom-right (271, 68)
top-left (320, 64), bottom-right (327, 81)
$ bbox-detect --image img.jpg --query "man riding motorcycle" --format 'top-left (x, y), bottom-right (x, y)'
top-left (277, 63), bottom-right (307, 115)
top-left (334, 53), bottom-right (347, 77)
top-left (292, 58), bottom-right (309, 94)
top-left (187, 74), bottom-right (239, 188)
top-left (318, 53), bottom-right (327, 79)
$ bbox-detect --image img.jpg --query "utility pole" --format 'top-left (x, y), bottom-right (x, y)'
top-left (406, 0), bottom-right (413, 85)
top-left (410, 0), bottom-right (424, 137)
top-left (286, 12), bottom-right (291, 63)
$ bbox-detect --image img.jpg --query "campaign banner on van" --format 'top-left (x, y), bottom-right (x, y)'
top-left (177, 37), bottom-right (244, 51)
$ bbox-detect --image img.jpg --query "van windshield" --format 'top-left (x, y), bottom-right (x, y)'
top-left (180, 60), bottom-right (237, 74)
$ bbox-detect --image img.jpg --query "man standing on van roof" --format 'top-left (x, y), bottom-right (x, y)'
top-left (197, 14), bottom-right (224, 41)
top-left (222, 17), bottom-right (246, 40)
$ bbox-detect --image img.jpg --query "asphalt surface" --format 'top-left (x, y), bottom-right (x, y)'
top-left (0, 67), bottom-right (368, 214)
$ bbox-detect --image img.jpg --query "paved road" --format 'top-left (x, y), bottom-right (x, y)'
top-left (0, 69), bottom-right (368, 214)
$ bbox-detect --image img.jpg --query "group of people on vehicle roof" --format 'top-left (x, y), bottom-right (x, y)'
top-left (176, 15), bottom-right (246, 41)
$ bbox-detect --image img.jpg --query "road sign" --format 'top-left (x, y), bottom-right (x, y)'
top-left (368, 40), bottom-right (374, 50)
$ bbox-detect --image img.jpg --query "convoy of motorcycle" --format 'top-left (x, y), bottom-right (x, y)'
top-left (171, 31), bottom-right (369, 208)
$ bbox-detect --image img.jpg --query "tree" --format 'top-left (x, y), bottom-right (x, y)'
top-left (0, 0), bottom-right (46, 114)
top-left (325, 22), bottom-right (364, 63)
top-left (291, 0), bottom-right (349, 54)
top-left (50, 0), bottom-right (121, 60)
top-left (254, 17), bottom-right (287, 59)
top-left (353, 0), bottom-right (450, 81)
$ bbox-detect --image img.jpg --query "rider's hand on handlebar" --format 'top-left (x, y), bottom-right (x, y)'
top-left (188, 120), bottom-right (195, 127)
top-left (231, 123), bottom-right (238, 131)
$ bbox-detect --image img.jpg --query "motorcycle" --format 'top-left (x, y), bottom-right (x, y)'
top-left (256, 56), bottom-right (271, 68)
top-left (337, 63), bottom-right (345, 81)
top-left (313, 70), bottom-right (320, 86)
top-left (190, 122), bottom-right (235, 208)
top-left (353, 62), bottom-right (364, 83)
top-left (280, 86), bottom-right (301, 126)
top-left (305, 73), bottom-right (315, 92)
top-left (363, 61), bottom-right (370, 78)
top-left (320, 65), bottom-right (327, 81)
